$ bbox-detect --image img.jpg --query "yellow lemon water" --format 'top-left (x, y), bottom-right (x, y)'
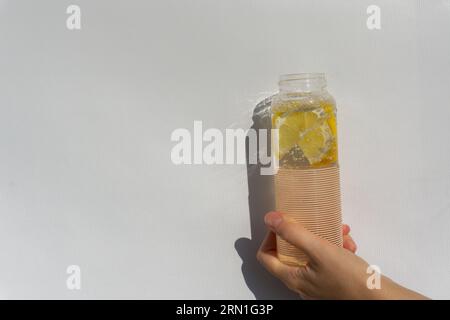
top-left (272, 100), bottom-right (338, 168)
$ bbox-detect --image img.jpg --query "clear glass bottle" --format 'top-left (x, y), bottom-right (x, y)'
top-left (271, 73), bottom-right (343, 266)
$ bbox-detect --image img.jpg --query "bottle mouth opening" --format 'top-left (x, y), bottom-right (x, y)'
top-left (278, 73), bottom-right (327, 92)
top-left (279, 73), bottom-right (325, 82)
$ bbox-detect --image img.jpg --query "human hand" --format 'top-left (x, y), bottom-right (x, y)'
top-left (257, 211), bottom-right (428, 300)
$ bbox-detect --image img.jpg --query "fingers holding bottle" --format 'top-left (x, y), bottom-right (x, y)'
top-left (342, 224), bottom-right (357, 253)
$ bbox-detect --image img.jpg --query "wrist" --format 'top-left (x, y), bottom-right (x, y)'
top-left (362, 275), bottom-right (428, 300)
top-left (353, 271), bottom-right (390, 300)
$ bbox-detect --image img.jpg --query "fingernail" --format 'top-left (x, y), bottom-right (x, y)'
top-left (265, 212), bottom-right (283, 229)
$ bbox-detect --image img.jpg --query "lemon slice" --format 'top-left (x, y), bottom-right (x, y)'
top-left (275, 111), bottom-right (320, 157)
top-left (321, 102), bottom-right (337, 137)
top-left (298, 124), bottom-right (332, 164)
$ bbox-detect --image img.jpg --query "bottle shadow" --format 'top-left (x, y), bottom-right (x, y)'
top-left (234, 97), bottom-right (299, 300)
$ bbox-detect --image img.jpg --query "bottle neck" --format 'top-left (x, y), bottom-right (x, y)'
top-left (278, 73), bottom-right (327, 94)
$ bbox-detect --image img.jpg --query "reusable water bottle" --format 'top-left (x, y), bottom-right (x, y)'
top-left (271, 73), bottom-right (342, 266)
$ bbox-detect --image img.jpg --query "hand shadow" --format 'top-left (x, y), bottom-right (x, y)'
top-left (234, 96), bottom-right (299, 300)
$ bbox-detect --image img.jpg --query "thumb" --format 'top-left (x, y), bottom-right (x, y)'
top-left (264, 211), bottom-right (330, 262)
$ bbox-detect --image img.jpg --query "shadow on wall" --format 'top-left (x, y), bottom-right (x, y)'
top-left (234, 97), bottom-right (299, 300)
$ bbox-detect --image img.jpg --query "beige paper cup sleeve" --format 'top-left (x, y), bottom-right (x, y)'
top-left (274, 166), bottom-right (343, 266)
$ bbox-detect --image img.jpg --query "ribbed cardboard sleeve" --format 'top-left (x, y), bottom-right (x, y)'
top-left (274, 166), bottom-right (343, 266)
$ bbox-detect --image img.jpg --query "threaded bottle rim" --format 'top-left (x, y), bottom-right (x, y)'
top-left (278, 73), bottom-right (327, 92)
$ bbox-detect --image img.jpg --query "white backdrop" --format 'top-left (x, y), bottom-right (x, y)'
top-left (0, 0), bottom-right (449, 299)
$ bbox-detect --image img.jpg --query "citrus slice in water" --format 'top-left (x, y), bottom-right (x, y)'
top-left (298, 124), bottom-right (332, 165)
top-left (276, 111), bottom-right (319, 157)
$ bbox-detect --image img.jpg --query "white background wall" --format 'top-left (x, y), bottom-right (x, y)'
top-left (0, 0), bottom-right (449, 299)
